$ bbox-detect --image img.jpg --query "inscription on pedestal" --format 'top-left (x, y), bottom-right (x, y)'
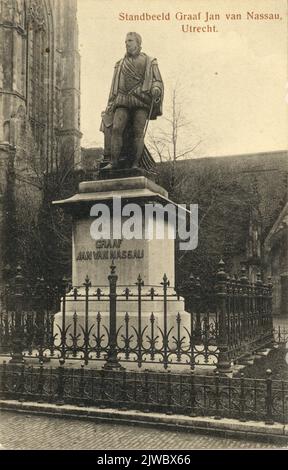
top-left (76, 239), bottom-right (145, 262)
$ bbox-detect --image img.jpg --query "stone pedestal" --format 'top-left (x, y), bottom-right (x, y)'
top-left (56, 175), bottom-right (176, 286)
top-left (53, 175), bottom-right (191, 362)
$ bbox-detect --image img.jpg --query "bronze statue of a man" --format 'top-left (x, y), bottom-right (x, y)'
top-left (100, 32), bottom-right (164, 170)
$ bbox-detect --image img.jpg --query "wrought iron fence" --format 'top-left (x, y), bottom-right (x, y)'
top-left (0, 269), bottom-right (60, 361)
top-left (0, 260), bottom-right (274, 372)
top-left (0, 362), bottom-right (287, 425)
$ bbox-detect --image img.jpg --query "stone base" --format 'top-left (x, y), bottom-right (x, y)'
top-left (53, 176), bottom-right (182, 287)
top-left (52, 175), bottom-right (194, 369)
top-left (98, 167), bottom-right (157, 182)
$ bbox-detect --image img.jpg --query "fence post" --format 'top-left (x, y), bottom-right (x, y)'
top-left (161, 273), bottom-right (170, 370)
top-left (166, 370), bottom-right (173, 415)
top-left (255, 272), bottom-right (263, 334)
top-left (18, 363), bottom-right (26, 402)
top-left (143, 370), bottom-right (149, 413)
top-left (35, 277), bottom-right (46, 362)
top-left (190, 370), bottom-right (197, 416)
top-left (240, 266), bottom-right (249, 344)
top-left (103, 261), bottom-right (122, 370)
top-left (56, 358), bottom-right (65, 406)
top-left (230, 276), bottom-right (236, 347)
top-left (194, 276), bottom-right (202, 343)
top-left (214, 371), bottom-right (221, 419)
top-left (226, 276), bottom-right (231, 348)
top-left (1, 361), bottom-right (7, 398)
top-left (10, 266), bottom-right (25, 363)
top-left (184, 272), bottom-right (194, 313)
top-left (83, 275), bottom-right (91, 365)
top-left (59, 276), bottom-right (68, 361)
top-left (3, 287), bottom-right (10, 352)
top-left (78, 363), bottom-right (85, 407)
top-left (265, 369), bottom-right (274, 425)
top-left (267, 277), bottom-right (274, 341)
top-left (239, 372), bottom-right (246, 422)
top-left (216, 260), bottom-right (232, 373)
top-left (37, 360), bottom-right (44, 403)
top-left (136, 273), bottom-right (144, 368)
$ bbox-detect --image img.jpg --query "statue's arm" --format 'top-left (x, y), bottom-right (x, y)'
top-left (151, 59), bottom-right (163, 98)
top-left (106, 61), bottom-right (121, 111)
top-left (100, 61), bottom-right (121, 132)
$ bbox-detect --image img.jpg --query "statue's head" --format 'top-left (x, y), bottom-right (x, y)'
top-left (125, 32), bottom-right (142, 56)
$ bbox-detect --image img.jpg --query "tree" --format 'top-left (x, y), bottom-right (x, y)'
top-left (147, 86), bottom-right (264, 290)
top-left (171, 163), bottom-right (259, 291)
top-left (5, 118), bottom-right (85, 285)
top-left (148, 84), bottom-right (202, 198)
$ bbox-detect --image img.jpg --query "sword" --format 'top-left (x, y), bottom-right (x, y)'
top-left (136, 96), bottom-right (160, 170)
top-left (142, 95), bottom-right (160, 140)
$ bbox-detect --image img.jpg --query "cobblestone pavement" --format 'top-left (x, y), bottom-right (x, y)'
top-left (0, 410), bottom-right (285, 450)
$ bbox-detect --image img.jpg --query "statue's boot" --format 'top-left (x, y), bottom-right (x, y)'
top-left (132, 137), bottom-right (145, 169)
top-left (102, 155), bottom-right (118, 170)
top-left (131, 149), bottom-right (143, 169)
top-left (101, 163), bottom-right (113, 170)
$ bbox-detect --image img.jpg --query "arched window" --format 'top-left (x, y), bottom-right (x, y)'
top-left (25, 0), bottom-right (52, 168)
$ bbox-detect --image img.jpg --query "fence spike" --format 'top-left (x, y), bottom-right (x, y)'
top-left (136, 274), bottom-right (144, 286)
top-left (61, 276), bottom-right (68, 295)
top-left (16, 265), bottom-right (23, 277)
top-left (216, 261), bottom-right (227, 282)
top-left (124, 287), bottom-right (130, 299)
top-left (84, 275), bottom-right (91, 288)
top-left (73, 287), bottom-right (78, 300)
top-left (161, 273), bottom-right (170, 287)
top-left (240, 265), bottom-right (247, 275)
top-left (110, 259), bottom-right (116, 274)
top-left (267, 276), bottom-right (273, 289)
top-left (218, 259), bottom-right (225, 270)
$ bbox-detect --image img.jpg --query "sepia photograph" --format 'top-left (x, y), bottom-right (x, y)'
top-left (0, 0), bottom-right (287, 454)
